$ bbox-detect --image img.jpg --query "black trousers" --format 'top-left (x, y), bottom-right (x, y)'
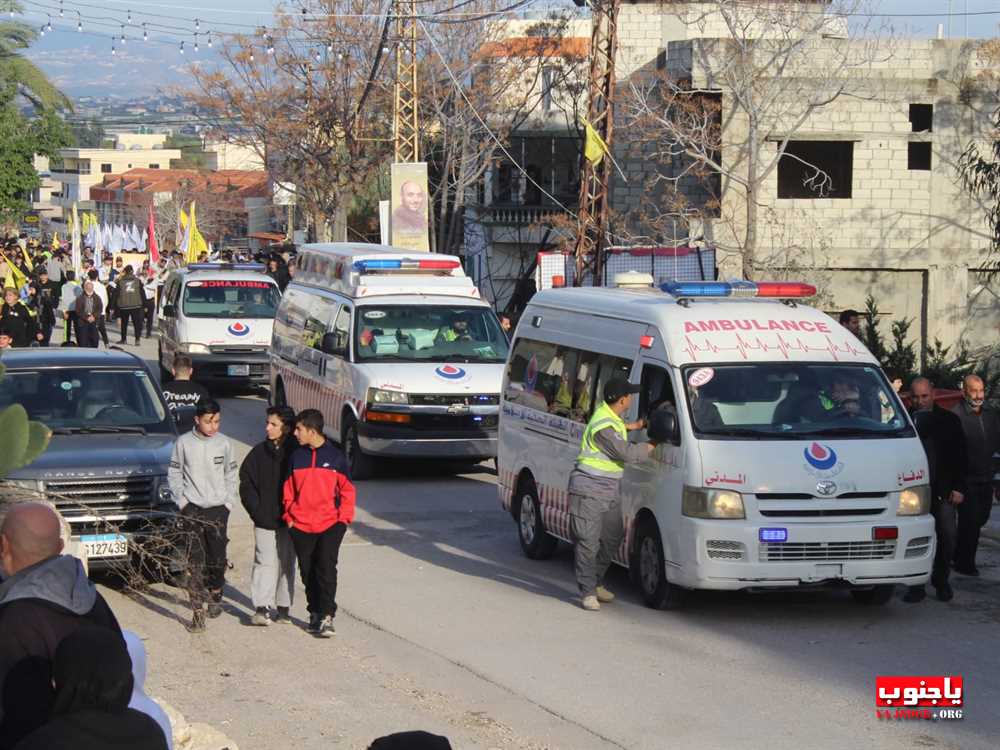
top-left (290, 522), bottom-right (347, 618)
top-left (955, 482), bottom-right (993, 570)
top-left (143, 298), bottom-right (156, 336)
top-left (118, 307), bottom-right (144, 343)
top-left (75, 318), bottom-right (99, 348)
top-left (931, 496), bottom-right (959, 587)
top-left (180, 504), bottom-right (230, 608)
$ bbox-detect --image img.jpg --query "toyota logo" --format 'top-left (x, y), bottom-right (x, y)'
top-left (815, 480), bottom-right (837, 496)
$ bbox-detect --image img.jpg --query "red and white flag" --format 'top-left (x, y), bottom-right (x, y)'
top-left (148, 203), bottom-right (160, 264)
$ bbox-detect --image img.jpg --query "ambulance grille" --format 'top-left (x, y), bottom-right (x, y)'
top-left (706, 540), bottom-right (745, 560)
top-left (409, 394), bottom-right (499, 406)
top-left (758, 540), bottom-right (896, 562)
top-left (905, 536), bottom-right (933, 559)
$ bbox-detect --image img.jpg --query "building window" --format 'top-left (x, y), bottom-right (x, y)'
top-left (777, 141), bottom-right (854, 199)
top-left (78, 160), bottom-right (91, 175)
top-left (909, 103), bottom-right (933, 133)
top-left (541, 65), bottom-right (556, 113)
top-left (148, 163), bottom-right (159, 169)
top-left (100, 163), bottom-right (112, 173)
top-left (908, 142), bottom-right (931, 171)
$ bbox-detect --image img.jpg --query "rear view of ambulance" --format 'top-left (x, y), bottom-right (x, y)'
top-left (270, 244), bottom-right (508, 479)
top-left (499, 278), bottom-right (934, 608)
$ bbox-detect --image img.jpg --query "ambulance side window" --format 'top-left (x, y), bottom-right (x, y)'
top-left (505, 338), bottom-right (559, 412)
top-left (303, 297), bottom-right (339, 352)
top-left (640, 365), bottom-right (675, 414)
top-left (590, 355), bottom-right (633, 419)
top-left (330, 306), bottom-right (351, 358)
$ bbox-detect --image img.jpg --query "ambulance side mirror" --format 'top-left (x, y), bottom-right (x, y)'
top-left (647, 408), bottom-right (679, 446)
top-left (321, 332), bottom-right (346, 357)
top-left (162, 304), bottom-right (176, 318)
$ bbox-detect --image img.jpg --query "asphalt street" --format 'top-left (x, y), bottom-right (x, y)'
top-left (88, 331), bottom-right (1000, 750)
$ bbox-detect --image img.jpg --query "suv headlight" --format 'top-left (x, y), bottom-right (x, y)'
top-left (368, 388), bottom-right (408, 405)
top-left (180, 342), bottom-right (209, 354)
top-left (897, 484), bottom-right (931, 516)
top-left (682, 486), bottom-right (745, 519)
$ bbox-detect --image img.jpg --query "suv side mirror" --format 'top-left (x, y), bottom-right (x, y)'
top-left (162, 303), bottom-right (176, 317)
top-left (647, 407), bottom-right (679, 446)
top-left (321, 332), bottom-right (346, 357)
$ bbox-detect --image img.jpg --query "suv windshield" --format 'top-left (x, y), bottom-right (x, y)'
top-left (0, 368), bottom-right (172, 434)
top-left (183, 279), bottom-right (280, 319)
top-left (355, 304), bottom-right (509, 363)
top-left (682, 363), bottom-right (914, 439)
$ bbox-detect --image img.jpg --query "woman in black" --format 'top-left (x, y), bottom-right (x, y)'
top-left (14, 626), bottom-right (168, 750)
top-left (0, 287), bottom-right (39, 347)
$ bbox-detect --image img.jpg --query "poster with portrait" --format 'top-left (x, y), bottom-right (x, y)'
top-left (390, 162), bottom-right (430, 252)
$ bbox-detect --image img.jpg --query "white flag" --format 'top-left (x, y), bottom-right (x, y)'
top-left (71, 203), bottom-right (82, 272)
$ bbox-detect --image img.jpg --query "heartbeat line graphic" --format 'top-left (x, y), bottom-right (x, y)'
top-left (682, 333), bottom-right (866, 362)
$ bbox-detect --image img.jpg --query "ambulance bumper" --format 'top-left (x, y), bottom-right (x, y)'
top-left (668, 515), bottom-right (935, 590)
top-left (358, 423), bottom-right (497, 459)
top-left (189, 352), bottom-right (269, 384)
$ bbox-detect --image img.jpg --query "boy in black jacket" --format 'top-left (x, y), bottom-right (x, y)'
top-left (240, 406), bottom-right (297, 625)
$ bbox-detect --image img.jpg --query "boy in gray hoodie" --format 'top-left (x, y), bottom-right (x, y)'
top-left (167, 400), bottom-right (238, 633)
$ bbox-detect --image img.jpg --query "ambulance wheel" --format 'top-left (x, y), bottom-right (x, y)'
top-left (343, 417), bottom-right (374, 481)
top-left (850, 585), bottom-right (895, 606)
top-left (633, 519), bottom-right (687, 610)
top-left (516, 477), bottom-right (556, 560)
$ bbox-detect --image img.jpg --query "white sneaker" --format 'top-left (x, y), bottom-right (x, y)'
top-left (581, 595), bottom-right (601, 611)
top-left (596, 586), bottom-right (615, 603)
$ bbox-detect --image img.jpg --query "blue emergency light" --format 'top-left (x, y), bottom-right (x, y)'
top-left (661, 280), bottom-right (816, 299)
top-left (759, 528), bottom-right (788, 543)
top-left (353, 258), bottom-right (460, 273)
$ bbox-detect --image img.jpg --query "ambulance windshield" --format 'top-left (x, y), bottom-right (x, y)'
top-left (682, 363), bottom-right (914, 439)
top-left (355, 304), bottom-right (509, 363)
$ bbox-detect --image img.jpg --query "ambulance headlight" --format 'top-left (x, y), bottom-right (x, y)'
top-left (180, 342), bottom-right (210, 354)
top-left (368, 388), bottom-right (408, 405)
top-left (682, 486), bottom-right (745, 519)
top-left (897, 485), bottom-right (931, 516)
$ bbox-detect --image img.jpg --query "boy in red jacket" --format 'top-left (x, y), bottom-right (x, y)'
top-left (283, 409), bottom-right (356, 637)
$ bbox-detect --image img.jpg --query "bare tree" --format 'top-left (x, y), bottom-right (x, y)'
top-left (624, 0), bottom-right (893, 278)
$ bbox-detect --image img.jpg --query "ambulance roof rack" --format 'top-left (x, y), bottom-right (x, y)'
top-left (187, 262), bottom-right (266, 272)
top-left (660, 280), bottom-right (816, 304)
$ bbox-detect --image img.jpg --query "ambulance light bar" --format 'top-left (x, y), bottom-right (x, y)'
top-left (660, 280), bottom-right (816, 299)
top-left (353, 258), bottom-right (461, 273)
top-left (188, 262), bottom-right (266, 272)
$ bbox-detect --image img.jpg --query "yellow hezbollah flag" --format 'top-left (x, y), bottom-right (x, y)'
top-left (583, 118), bottom-right (609, 165)
top-left (186, 202), bottom-right (208, 263)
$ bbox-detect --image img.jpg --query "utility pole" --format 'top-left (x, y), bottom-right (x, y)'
top-left (393, 0), bottom-right (419, 162)
top-left (573, 0), bottom-right (621, 285)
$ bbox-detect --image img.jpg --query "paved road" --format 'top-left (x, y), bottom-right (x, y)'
top-left (92, 332), bottom-right (1000, 750)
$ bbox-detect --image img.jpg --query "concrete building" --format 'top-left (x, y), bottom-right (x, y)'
top-left (29, 156), bottom-right (62, 223)
top-left (203, 141), bottom-right (266, 171)
top-left (89, 168), bottom-right (273, 247)
top-left (607, 1), bottom-right (1000, 357)
top-left (47, 133), bottom-right (182, 222)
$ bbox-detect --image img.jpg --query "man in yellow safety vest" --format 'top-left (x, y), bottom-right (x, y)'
top-left (569, 376), bottom-right (653, 611)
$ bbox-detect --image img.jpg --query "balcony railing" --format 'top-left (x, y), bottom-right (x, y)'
top-left (480, 204), bottom-right (572, 225)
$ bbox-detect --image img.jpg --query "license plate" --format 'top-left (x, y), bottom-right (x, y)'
top-left (80, 533), bottom-right (128, 559)
top-left (227, 364), bottom-right (250, 376)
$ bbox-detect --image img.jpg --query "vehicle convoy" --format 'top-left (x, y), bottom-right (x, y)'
top-left (157, 262), bottom-right (281, 388)
top-left (270, 243), bottom-right (508, 479)
top-left (1, 348), bottom-right (178, 569)
top-left (498, 278), bottom-right (935, 608)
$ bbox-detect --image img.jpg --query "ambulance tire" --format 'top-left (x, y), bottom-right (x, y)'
top-left (633, 519), bottom-right (687, 610)
top-left (516, 477), bottom-right (556, 560)
top-left (850, 585), bottom-right (895, 606)
top-left (343, 417), bottom-right (374, 481)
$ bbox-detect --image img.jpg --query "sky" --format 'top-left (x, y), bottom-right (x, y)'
top-left (16, 0), bottom-right (1000, 99)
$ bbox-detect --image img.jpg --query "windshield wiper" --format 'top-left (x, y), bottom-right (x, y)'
top-left (78, 425), bottom-right (148, 435)
top-left (795, 425), bottom-right (905, 438)
top-left (699, 428), bottom-right (797, 439)
top-left (50, 427), bottom-right (83, 435)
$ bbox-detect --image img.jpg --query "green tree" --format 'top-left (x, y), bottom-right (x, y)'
top-left (0, 1), bottom-right (71, 112)
top-left (0, 83), bottom-right (72, 226)
top-left (861, 295), bottom-right (917, 383)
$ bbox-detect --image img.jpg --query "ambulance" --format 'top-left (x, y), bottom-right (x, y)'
top-left (269, 243), bottom-right (508, 479)
top-left (498, 277), bottom-right (934, 608)
top-left (157, 263), bottom-right (281, 388)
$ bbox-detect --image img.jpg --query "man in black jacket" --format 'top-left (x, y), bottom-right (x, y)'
top-left (904, 378), bottom-right (967, 603)
top-left (115, 265), bottom-right (145, 346)
top-left (0, 503), bottom-right (122, 748)
top-left (951, 374), bottom-right (1000, 576)
top-left (240, 406), bottom-right (297, 626)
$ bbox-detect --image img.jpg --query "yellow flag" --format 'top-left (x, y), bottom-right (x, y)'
top-left (20, 245), bottom-right (33, 272)
top-left (186, 202), bottom-right (208, 263)
top-left (583, 118), bottom-right (609, 165)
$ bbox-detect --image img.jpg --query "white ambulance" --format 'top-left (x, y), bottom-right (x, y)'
top-left (498, 278), bottom-right (934, 608)
top-left (269, 243), bottom-right (508, 479)
top-left (158, 263), bottom-right (281, 388)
